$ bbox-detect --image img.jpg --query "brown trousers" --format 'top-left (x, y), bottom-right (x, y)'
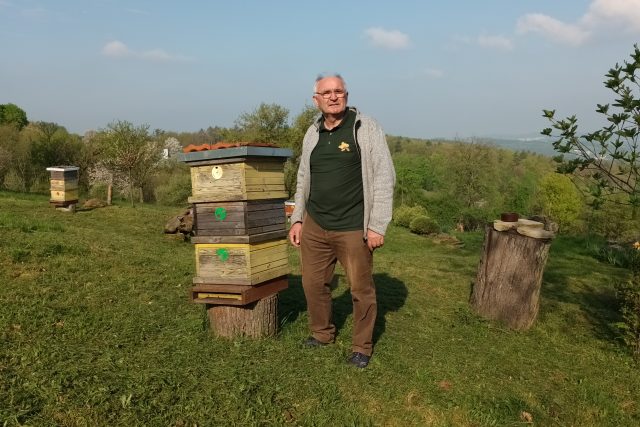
top-left (300, 215), bottom-right (376, 356)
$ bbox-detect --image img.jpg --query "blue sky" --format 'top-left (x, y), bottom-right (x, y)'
top-left (1, 0), bottom-right (639, 139)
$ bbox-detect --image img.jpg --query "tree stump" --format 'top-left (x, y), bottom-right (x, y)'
top-left (470, 225), bottom-right (553, 330)
top-left (207, 294), bottom-right (278, 338)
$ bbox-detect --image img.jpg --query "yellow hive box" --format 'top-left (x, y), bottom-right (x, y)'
top-left (188, 159), bottom-right (287, 203)
top-left (194, 239), bottom-right (289, 286)
top-left (50, 178), bottom-right (79, 192)
top-left (50, 189), bottom-right (79, 202)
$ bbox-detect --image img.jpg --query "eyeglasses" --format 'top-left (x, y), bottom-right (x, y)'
top-left (314, 89), bottom-right (347, 99)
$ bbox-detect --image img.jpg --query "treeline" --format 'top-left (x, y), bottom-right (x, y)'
top-left (0, 101), bottom-right (637, 241)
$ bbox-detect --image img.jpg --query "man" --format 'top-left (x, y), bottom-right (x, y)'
top-left (288, 73), bottom-right (395, 368)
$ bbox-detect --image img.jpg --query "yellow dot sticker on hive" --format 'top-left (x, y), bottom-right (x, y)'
top-left (211, 166), bottom-right (223, 180)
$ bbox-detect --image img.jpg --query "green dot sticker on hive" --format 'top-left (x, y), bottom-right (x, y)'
top-left (216, 248), bottom-right (229, 262)
top-left (214, 207), bottom-right (227, 221)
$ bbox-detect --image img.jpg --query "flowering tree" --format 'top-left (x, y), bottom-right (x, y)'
top-left (95, 120), bottom-right (161, 206)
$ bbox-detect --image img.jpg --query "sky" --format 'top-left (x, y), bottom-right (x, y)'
top-left (1, 0), bottom-right (639, 140)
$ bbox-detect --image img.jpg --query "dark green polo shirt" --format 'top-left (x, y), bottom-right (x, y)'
top-left (307, 109), bottom-right (364, 231)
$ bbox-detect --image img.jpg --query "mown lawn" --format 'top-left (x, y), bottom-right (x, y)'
top-left (1, 191), bottom-right (638, 426)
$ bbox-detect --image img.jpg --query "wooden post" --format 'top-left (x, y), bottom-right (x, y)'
top-left (207, 294), bottom-right (278, 338)
top-left (470, 224), bottom-right (553, 330)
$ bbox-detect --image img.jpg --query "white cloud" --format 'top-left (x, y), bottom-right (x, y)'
top-left (517, 13), bottom-right (590, 46)
top-left (102, 40), bottom-right (133, 58)
top-left (364, 27), bottom-right (410, 50)
top-left (582, 0), bottom-right (640, 32)
top-left (477, 35), bottom-right (514, 51)
top-left (517, 0), bottom-right (640, 46)
top-left (102, 41), bottom-right (191, 62)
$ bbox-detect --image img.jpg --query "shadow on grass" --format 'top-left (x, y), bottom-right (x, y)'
top-left (540, 263), bottom-right (622, 343)
top-left (279, 272), bottom-right (408, 345)
top-left (536, 236), bottom-right (625, 343)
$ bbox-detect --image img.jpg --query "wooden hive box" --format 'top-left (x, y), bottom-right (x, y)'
top-left (46, 166), bottom-right (79, 203)
top-left (192, 199), bottom-right (286, 238)
top-left (178, 146), bottom-right (292, 203)
top-left (190, 276), bottom-right (288, 306)
top-left (194, 239), bottom-right (289, 286)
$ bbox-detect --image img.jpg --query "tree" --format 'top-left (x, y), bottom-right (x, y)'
top-left (542, 44), bottom-right (640, 214)
top-left (283, 105), bottom-right (317, 197)
top-left (224, 103), bottom-right (290, 144)
top-left (0, 125), bottom-right (19, 188)
top-left (536, 173), bottom-right (583, 231)
top-left (0, 103), bottom-right (28, 130)
top-left (30, 122), bottom-right (82, 171)
top-left (95, 121), bottom-right (161, 206)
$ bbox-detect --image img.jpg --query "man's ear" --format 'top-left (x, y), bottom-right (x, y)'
top-left (312, 96), bottom-right (319, 108)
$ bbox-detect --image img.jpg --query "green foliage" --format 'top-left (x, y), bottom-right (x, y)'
top-left (536, 173), bottom-right (583, 232)
top-left (543, 44), bottom-right (640, 209)
top-left (0, 124), bottom-right (19, 188)
top-left (596, 243), bottom-right (640, 271)
top-left (409, 215), bottom-right (440, 235)
top-left (87, 182), bottom-right (109, 200)
top-left (614, 273), bottom-right (640, 359)
top-left (586, 197), bottom-right (639, 240)
top-left (154, 164), bottom-right (192, 206)
top-left (393, 204), bottom-right (427, 228)
top-left (458, 206), bottom-right (493, 231)
top-left (393, 154), bottom-right (437, 206)
top-left (223, 103), bottom-right (291, 144)
top-left (0, 103), bottom-right (28, 130)
top-left (283, 105), bottom-right (317, 196)
top-left (95, 120), bottom-right (162, 206)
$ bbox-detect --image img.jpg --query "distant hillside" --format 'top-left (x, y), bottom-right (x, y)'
top-left (388, 134), bottom-right (558, 157)
top-left (477, 136), bottom-right (557, 157)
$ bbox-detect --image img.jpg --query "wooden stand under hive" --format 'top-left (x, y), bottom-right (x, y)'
top-left (179, 145), bottom-right (292, 338)
top-left (46, 166), bottom-right (79, 211)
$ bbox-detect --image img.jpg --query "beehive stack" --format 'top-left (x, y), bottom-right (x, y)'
top-left (179, 145), bottom-right (292, 338)
top-left (46, 166), bottom-right (79, 210)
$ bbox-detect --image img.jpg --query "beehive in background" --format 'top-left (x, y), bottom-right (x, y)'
top-left (179, 144), bottom-right (292, 338)
top-left (46, 166), bottom-right (79, 209)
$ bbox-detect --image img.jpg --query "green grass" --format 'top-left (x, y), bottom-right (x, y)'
top-left (1, 190), bottom-right (638, 426)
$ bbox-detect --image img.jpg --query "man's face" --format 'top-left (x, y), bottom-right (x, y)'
top-left (313, 77), bottom-right (348, 116)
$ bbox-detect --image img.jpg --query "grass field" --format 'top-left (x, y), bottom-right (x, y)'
top-left (1, 191), bottom-right (638, 426)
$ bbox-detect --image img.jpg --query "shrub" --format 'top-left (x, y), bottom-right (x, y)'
top-left (409, 215), bottom-right (440, 235)
top-left (393, 205), bottom-right (427, 228)
top-left (458, 207), bottom-right (493, 232)
top-left (614, 272), bottom-right (640, 360)
top-left (88, 182), bottom-right (109, 200)
top-left (155, 170), bottom-right (192, 206)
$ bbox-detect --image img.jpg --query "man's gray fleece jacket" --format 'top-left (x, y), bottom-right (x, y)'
top-left (290, 108), bottom-right (396, 238)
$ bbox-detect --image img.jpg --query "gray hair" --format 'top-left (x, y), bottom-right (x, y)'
top-left (314, 72), bottom-right (347, 93)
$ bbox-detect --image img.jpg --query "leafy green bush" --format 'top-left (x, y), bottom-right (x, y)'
top-left (88, 182), bottom-right (109, 200)
top-left (155, 169), bottom-right (192, 206)
top-left (393, 205), bottom-right (427, 228)
top-left (458, 207), bottom-right (493, 232)
top-left (615, 272), bottom-right (640, 360)
top-left (409, 215), bottom-right (440, 235)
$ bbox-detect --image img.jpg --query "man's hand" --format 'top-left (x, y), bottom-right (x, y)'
top-left (289, 222), bottom-right (302, 247)
top-left (366, 229), bottom-right (384, 251)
